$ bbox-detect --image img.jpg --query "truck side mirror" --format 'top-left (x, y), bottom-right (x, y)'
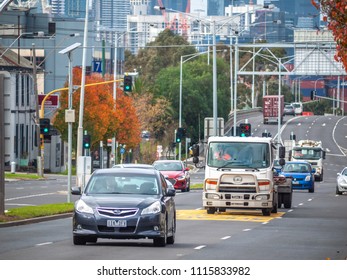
top-left (279, 146), bottom-right (286, 159)
top-left (278, 158), bottom-right (285, 166)
top-left (322, 150), bottom-right (326, 159)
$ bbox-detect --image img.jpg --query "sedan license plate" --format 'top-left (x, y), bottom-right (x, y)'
top-left (107, 220), bottom-right (127, 227)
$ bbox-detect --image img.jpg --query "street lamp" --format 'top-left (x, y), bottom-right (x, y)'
top-left (155, 5), bottom-right (274, 137)
top-left (179, 50), bottom-right (223, 160)
top-left (59, 42), bottom-right (81, 202)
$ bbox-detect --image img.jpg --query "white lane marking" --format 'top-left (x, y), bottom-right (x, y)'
top-left (298, 203), bottom-right (304, 206)
top-left (262, 222), bottom-right (269, 225)
top-left (288, 209), bottom-right (294, 212)
top-left (36, 242), bottom-right (53, 246)
top-left (194, 245), bottom-right (206, 250)
top-left (221, 236), bottom-right (231, 240)
top-left (243, 229), bottom-right (251, 232)
top-left (6, 203), bottom-right (36, 206)
top-left (322, 123), bottom-right (326, 126)
top-left (308, 198), bottom-right (313, 202)
top-left (5, 192), bottom-right (57, 201)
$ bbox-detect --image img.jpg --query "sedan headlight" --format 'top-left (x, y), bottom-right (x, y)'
top-left (75, 199), bottom-right (94, 214)
top-left (141, 201), bottom-right (161, 215)
top-left (176, 174), bottom-right (186, 180)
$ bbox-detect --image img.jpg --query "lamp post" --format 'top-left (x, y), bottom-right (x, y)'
top-left (76, 0), bottom-right (90, 188)
top-left (179, 50), bottom-right (219, 160)
top-left (155, 5), bottom-right (274, 137)
top-left (59, 42), bottom-right (81, 202)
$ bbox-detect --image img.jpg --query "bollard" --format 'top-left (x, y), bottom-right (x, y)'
top-left (10, 161), bottom-right (16, 174)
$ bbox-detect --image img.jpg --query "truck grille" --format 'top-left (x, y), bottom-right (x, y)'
top-left (218, 173), bottom-right (257, 193)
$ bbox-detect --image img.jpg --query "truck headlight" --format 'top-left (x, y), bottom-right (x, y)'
top-left (206, 193), bottom-right (220, 199)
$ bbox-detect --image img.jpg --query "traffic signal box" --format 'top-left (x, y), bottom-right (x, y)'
top-left (123, 75), bottom-right (132, 92)
top-left (83, 134), bottom-right (91, 149)
top-left (239, 123), bottom-right (251, 137)
top-left (39, 118), bottom-right (50, 135)
top-left (176, 127), bottom-right (186, 143)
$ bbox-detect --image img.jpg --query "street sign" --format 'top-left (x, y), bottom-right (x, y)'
top-left (93, 60), bottom-right (102, 73)
top-left (120, 148), bottom-right (125, 154)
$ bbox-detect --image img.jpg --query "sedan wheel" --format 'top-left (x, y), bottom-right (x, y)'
top-left (336, 185), bottom-right (343, 195)
top-left (166, 218), bottom-right (176, 245)
top-left (153, 222), bottom-right (167, 247)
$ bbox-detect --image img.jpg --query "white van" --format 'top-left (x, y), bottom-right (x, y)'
top-left (291, 102), bottom-right (303, 115)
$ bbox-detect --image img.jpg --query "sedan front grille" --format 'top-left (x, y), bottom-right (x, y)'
top-left (97, 207), bottom-right (138, 218)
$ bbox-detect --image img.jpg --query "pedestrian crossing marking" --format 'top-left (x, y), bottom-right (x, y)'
top-left (177, 209), bottom-right (285, 222)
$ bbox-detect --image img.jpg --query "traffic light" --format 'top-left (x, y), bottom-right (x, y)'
top-left (239, 123), bottom-right (251, 137)
top-left (310, 90), bottom-right (316, 100)
top-left (83, 134), bottom-right (91, 149)
top-left (123, 75), bottom-right (132, 92)
top-left (39, 118), bottom-right (50, 135)
top-left (176, 127), bottom-right (186, 143)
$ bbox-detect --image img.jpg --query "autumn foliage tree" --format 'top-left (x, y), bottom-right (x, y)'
top-left (312, 0), bottom-right (347, 70)
top-left (53, 67), bottom-right (141, 152)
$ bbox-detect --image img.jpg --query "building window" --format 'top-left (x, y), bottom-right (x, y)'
top-left (21, 75), bottom-right (25, 106)
top-left (15, 124), bottom-right (18, 157)
top-left (26, 75), bottom-right (30, 106)
top-left (16, 74), bottom-right (19, 106)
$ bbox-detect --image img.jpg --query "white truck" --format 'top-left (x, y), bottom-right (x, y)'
top-left (193, 136), bottom-right (287, 216)
top-left (284, 139), bottom-right (326, 181)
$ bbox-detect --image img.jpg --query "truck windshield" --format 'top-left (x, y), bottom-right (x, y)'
top-left (292, 148), bottom-right (321, 160)
top-left (207, 142), bottom-right (270, 169)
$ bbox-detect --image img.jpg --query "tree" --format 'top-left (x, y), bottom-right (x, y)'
top-left (53, 68), bottom-right (141, 152)
top-left (312, 0), bottom-right (347, 70)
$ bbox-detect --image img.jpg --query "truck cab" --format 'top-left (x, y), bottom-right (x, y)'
top-left (200, 136), bottom-right (284, 216)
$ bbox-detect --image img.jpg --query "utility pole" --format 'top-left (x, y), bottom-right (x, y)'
top-left (33, 43), bottom-right (43, 177)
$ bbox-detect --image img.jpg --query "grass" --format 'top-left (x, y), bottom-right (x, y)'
top-left (4, 172), bottom-right (43, 180)
top-left (0, 203), bottom-right (74, 223)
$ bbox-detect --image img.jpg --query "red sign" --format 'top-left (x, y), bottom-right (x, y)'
top-left (38, 94), bottom-right (59, 109)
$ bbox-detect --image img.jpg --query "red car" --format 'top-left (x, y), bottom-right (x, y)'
top-left (153, 160), bottom-right (191, 192)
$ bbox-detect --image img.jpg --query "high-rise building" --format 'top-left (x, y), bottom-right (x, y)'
top-left (95, 0), bottom-right (131, 32)
top-left (65, 0), bottom-right (87, 19)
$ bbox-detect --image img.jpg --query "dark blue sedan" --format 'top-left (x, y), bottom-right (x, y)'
top-left (71, 168), bottom-right (176, 247)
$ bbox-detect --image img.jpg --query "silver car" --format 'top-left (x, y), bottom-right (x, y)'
top-left (336, 167), bottom-right (347, 195)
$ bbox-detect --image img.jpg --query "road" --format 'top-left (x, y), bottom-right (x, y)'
top-left (0, 114), bottom-right (346, 260)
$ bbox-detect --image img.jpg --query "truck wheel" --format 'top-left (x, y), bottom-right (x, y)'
top-left (278, 194), bottom-right (283, 209)
top-left (207, 208), bottom-right (216, 214)
top-left (262, 209), bottom-right (271, 216)
top-left (271, 201), bottom-right (278, 213)
top-left (283, 193), bottom-right (292, 209)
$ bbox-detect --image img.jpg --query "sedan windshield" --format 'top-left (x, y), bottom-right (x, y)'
top-left (85, 174), bottom-right (159, 195)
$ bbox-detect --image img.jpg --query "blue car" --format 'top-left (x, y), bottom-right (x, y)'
top-left (280, 161), bottom-right (315, 193)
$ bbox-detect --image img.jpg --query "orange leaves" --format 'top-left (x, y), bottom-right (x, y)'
top-left (313, 0), bottom-right (347, 70)
top-left (52, 68), bottom-right (141, 150)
